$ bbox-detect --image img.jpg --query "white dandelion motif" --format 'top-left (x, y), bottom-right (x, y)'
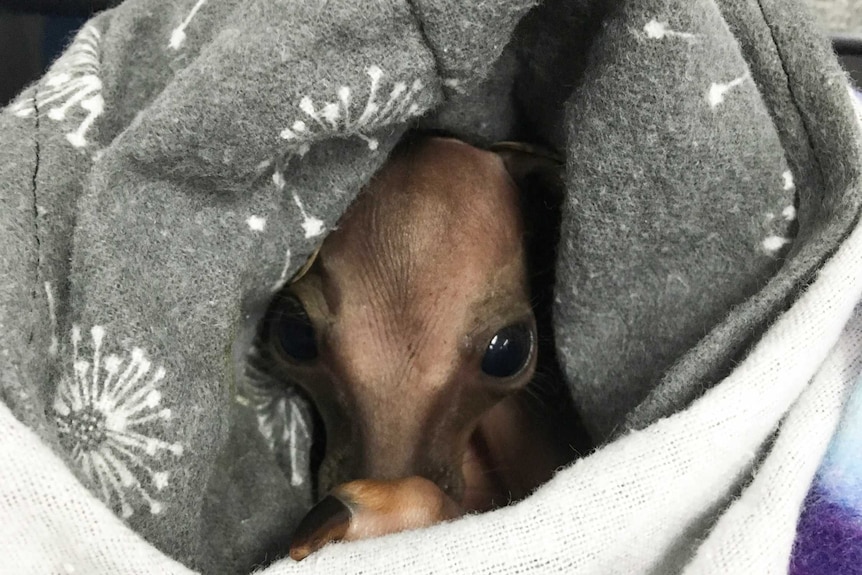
top-left (239, 345), bottom-right (312, 487)
top-left (249, 392), bottom-right (310, 487)
top-left (760, 176), bottom-right (797, 257)
top-left (708, 73), bottom-right (749, 109)
top-left (442, 78), bottom-right (467, 95)
top-left (8, 25), bottom-right (104, 149)
top-left (44, 281), bottom-right (59, 356)
top-left (849, 86), bottom-right (862, 128)
top-left (643, 19), bottom-right (697, 41)
top-left (169, 0), bottom-right (210, 50)
top-left (246, 215), bottom-right (267, 232)
top-left (762, 235), bottom-right (791, 255)
top-left (273, 247), bottom-right (292, 292)
top-left (52, 325), bottom-right (184, 519)
top-left (272, 170), bottom-right (325, 239)
top-left (280, 65), bottom-right (430, 152)
top-left (782, 170), bottom-right (795, 191)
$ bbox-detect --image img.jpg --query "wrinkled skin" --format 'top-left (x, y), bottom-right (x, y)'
top-left (261, 137), bottom-right (575, 560)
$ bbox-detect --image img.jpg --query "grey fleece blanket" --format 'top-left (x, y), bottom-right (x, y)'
top-left (1, 0), bottom-right (860, 573)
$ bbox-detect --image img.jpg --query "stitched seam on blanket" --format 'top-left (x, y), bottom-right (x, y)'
top-left (751, 2), bottom-right (862, 287)
top-left (404, 0), bottom-right (444, 83)
top-left (29, 84), bottom-right (42, 344)
top-left (753, 0), bottom-right (825, 190)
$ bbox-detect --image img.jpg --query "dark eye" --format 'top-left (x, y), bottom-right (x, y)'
top-left (481, 324), bottom-right (533, 378)
top-left (273, 295), bottom-right (318, 362)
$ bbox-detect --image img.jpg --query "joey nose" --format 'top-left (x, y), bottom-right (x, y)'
top-left (290, 477), bottom-right (465, 561)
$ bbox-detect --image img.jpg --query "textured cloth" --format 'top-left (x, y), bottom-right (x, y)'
top-left (786, 89), bottom-right (862, 575)
top-left (2, 167), bottom-right (861, 574)
top-left (806, 0), bottom-right (862, 33)
top-left (1, 0), bottom-right (861, 573)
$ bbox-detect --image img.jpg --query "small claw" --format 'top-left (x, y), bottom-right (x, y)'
top-left (288, 495), bottom-right (352, 561)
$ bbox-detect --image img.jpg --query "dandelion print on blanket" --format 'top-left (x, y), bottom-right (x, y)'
top-left (8, 24), bottom-right (103, 149)
top-left (169, 0), bottom-right (210, 50)
top-left (52, 325), bottom-right (184, 519)
top-left (238, 342), bottom-right (312, 488)
top-left (280, 65), bottom-right (431, 153)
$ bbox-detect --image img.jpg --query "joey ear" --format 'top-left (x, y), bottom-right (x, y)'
top-left (489, 142), bottom-right (565, 302)
top-left (488, 141), bottom-right (565, 201)
top-left (289, 244), bottom-right (322, 285)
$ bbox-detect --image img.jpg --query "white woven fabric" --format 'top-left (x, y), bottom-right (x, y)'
top-left (5, 179), bottom-right (862, 575)
top-left (1, 218), bottom-right (861, 575)
top-left (683, 306), bottom-right (862, 574)
top-left (3, 215), bottom-right (861, 575)
top-left (3, 211), bottom-right (861, 574)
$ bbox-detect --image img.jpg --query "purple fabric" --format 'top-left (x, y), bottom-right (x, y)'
top-left (789, 484), bottom-right (862, 575)
top-left (789, 369), bottom-right (862, 572)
